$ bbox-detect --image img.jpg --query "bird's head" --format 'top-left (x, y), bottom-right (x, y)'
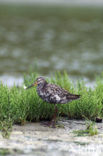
top-left (25, 76), bottom-right (47, 89)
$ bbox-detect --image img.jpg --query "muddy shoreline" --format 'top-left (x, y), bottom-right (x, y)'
top-left (0, 119), bottom-right (103, 156)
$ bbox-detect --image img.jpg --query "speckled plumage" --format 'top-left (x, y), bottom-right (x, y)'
top-left (36, 77), bottom-right (80, 104)
top-left (26, 76), bottom-right (80, 128)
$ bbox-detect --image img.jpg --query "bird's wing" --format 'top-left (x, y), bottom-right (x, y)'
top-left (45, 84), bottom-right (68, 95)
top-left (44, 84), bottom-right (80, 104)
top-left (44, 84), bottom-right (69, 103)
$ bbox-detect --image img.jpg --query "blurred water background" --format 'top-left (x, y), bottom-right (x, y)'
top-left (0, 0), bottom-right (103, 86)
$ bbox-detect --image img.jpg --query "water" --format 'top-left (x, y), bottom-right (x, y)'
top-left (0, 4), bottom-right (103, 86)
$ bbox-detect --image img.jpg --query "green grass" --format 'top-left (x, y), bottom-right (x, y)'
top-left (0, 148), bottom-right (23, 155)
top-left (0, 71), bottom-right (103, 137)
top-left (73, 120), bottom-right (98, 136)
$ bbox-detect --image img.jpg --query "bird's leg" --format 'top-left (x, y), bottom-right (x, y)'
top-left (41, 105), bottom-right (58, 128)
top-left (49, 104), bottom-right (58, 128)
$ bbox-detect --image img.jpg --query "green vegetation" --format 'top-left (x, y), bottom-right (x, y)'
top-left (0, 71), bottom-right (103, 137)
top-left (0, 148), bottom-right (12, 156)
top-left (0, 148), bottom-right (23, 156)
top-left (73, 120), bottom-right (98, 136)
top-left (0, 118), bottom-right (12, 138)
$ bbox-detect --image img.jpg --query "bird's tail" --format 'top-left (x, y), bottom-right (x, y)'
top-left (67, 94), bottom-right (80, 100)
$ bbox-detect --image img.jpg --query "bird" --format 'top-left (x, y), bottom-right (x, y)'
top-left (25, 76), bottom-right (80, 128)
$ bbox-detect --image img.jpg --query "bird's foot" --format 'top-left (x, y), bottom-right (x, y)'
top-left (49, 122), bottom-right (64, 128)
top-left (55, 123), bottom-right (65, 128)
top-left (41, 120), bottom-right (64, 128)
top-left (49, 120), bottom-right (57, 128)
top-left (41, 120), bottom-right (57, 128)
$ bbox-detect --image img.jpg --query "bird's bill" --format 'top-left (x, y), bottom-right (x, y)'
top-left (26, 81), bottom-right (37, 89)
